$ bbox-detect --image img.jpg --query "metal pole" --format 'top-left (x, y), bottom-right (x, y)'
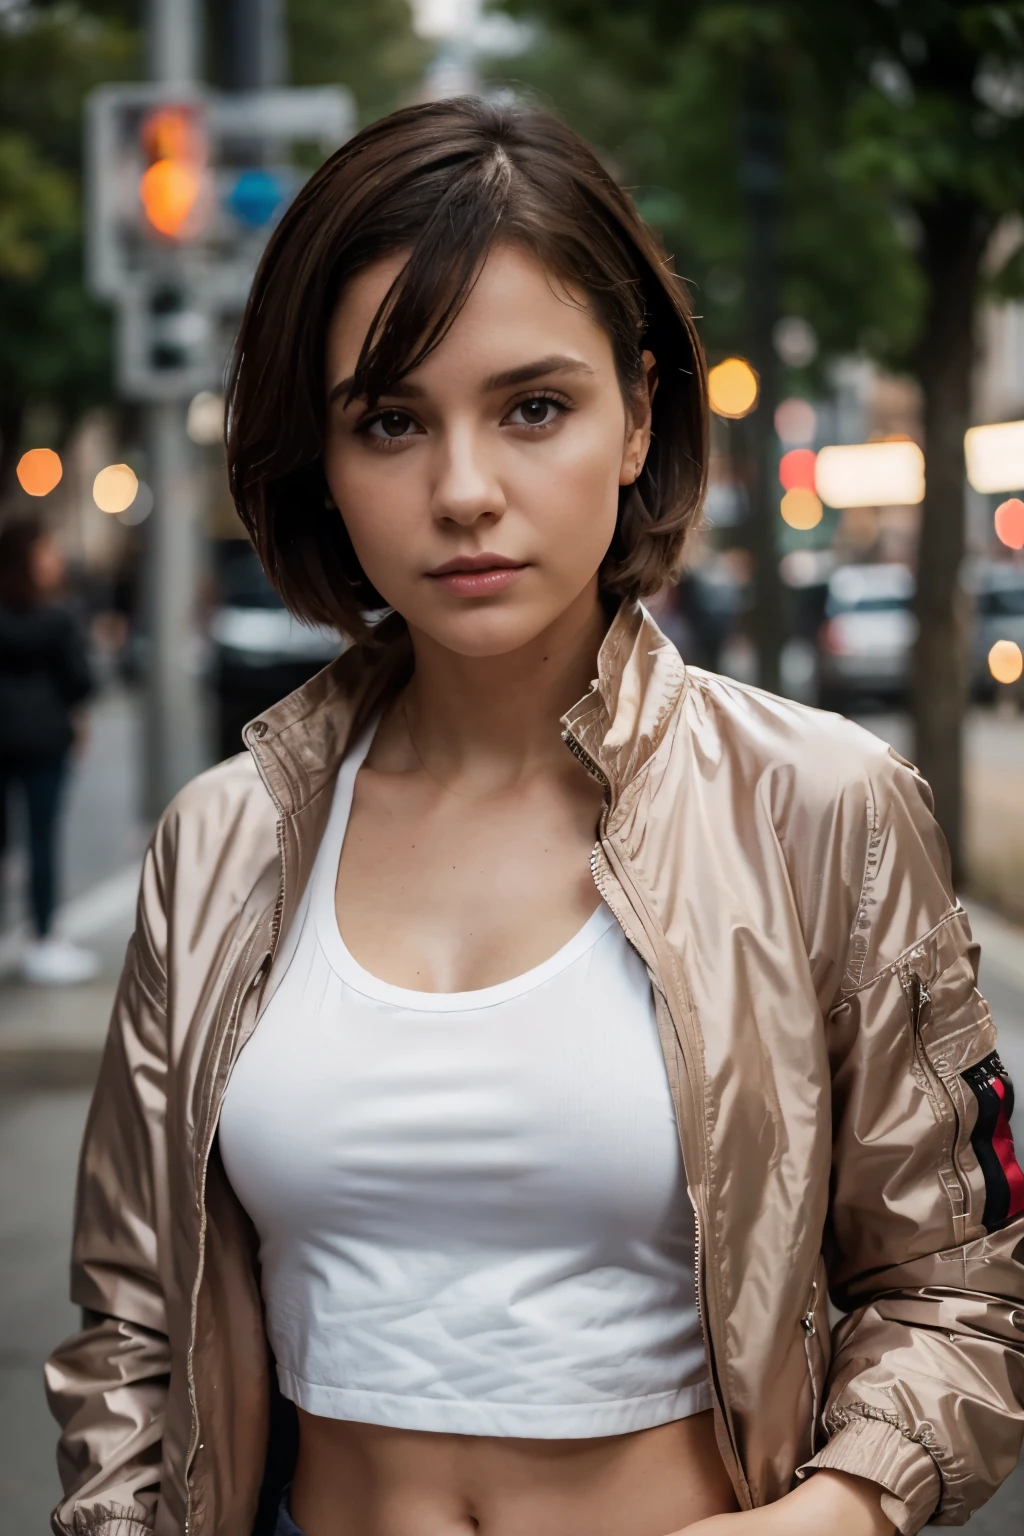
top-left (142, 0), bottom-right (206, 817)
top-left (146, 0), bottom-right (200, 86)
top-left (225, 0), bottom-right (287, 90)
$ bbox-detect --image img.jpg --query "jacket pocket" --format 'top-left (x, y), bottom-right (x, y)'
top-left (897, 959), bottom-right (972, 1241)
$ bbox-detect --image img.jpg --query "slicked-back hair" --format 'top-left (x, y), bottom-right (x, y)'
top-left (226, 96), bottom-right (708, 644)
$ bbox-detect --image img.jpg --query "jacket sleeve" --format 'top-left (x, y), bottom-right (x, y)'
top-left (44, 838), bottom-right (172, 1536)
top-left (798, 750), bottom-right (1024, 1533)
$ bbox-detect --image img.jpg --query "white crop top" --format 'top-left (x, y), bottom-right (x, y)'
top-left (219, 720), bottom-right (710, 1437)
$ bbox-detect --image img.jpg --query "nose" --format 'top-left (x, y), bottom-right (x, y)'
top-left (430, 424), bottom-right (505, 528)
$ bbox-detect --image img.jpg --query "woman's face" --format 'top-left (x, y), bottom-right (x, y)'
top-left (323, 244), bottom-right (654, 657)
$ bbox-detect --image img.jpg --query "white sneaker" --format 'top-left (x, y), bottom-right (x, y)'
top-left (21, 936), bottom-right (101, 986)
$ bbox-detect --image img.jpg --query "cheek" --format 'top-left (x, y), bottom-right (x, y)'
top-left (323, 435), bottom-right (425, 581)
top-left (514, 414), bottom-right (623, 559)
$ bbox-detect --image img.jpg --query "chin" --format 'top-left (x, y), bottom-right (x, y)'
top-left (405, 596), bottom-right (568, 659)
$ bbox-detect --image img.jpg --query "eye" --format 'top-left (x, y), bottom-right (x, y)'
top-left (506, 396), bottom-right (566, 428)
top-left (363, 409), bottom-right (418, 441)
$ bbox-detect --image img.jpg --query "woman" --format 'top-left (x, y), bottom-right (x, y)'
top-left (47, 99), bottom-right (1024, 1536)
top-left (0, 516), bottom-right (97, 984)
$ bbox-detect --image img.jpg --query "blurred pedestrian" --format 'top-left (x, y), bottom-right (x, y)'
top-left (0, 515), bottom-right (98, 984)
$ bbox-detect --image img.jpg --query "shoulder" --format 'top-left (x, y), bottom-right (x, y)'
top-left (147, 750), bottom-right (279, 901)
top-left (679, 665), bottom-right (907, 815)
top-left (675, 669), bottom-right (945, 994)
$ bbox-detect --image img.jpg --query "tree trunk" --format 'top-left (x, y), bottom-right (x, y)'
top-left (911, 193), bottom-right (992, 885)
top-left (741, 89), bottom-right (785, 695)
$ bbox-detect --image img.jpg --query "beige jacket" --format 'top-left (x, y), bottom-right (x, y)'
top-left (46, 603), bottom-right (1024, 1536)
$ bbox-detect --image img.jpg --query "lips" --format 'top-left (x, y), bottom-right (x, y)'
top-left (426, 553), bottom-right (528, 597)
top-left (427, 553), bottom-right (525, 576)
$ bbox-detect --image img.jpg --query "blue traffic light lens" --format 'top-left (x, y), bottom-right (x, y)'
top-left (225, 169), bottom-right (285, 230)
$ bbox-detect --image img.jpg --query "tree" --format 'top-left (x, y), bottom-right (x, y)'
top-left (0, 3), bottom-right (139, 495)
top-left (487, 0), bottom-right (1024, 880)
top-left (288, 0), bottom-right (430, 127)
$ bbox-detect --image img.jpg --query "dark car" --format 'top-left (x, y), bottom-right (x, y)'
top-left (209, 541), bottom-right (342, 761)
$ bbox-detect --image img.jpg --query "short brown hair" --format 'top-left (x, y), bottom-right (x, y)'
top-left (227, 96), bottom-right (707, 643)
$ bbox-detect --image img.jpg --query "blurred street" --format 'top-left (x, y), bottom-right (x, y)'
top-left (1, 682), bottom-right (1022, 1532)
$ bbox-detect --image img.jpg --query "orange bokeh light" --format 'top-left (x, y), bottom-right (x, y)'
top-left (989, 639), bottom-right (1024, 686)
top-left (780, 488), bottom-right (823, 530)
top-left (994, 497), bottom-right (1024, 550)
top-left (140, 158), bottom-right (201, 237)
top-left (16, 447), bottom-right (62, 497)
top-left (779, 448), bottom-right (817, 492)
top-left (708, 358), bottom-right (759, 419)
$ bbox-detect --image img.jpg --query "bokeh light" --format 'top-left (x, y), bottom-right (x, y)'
top-left (708, 358), bottom-right (759, 419)
top-left (16, 447), bottom-right (62, 497)
top-left (994, 497), bottom-right (1024, 550)
top-left (186, 390), bottom-right (224, 445)
top-left (93, 463), bottom-right (139, 514)
top-left (140, 158), bottom-right (201, 237)
top-left (988, 639), bottom-right (1024, 685)
top-left (815, 441), bottom-right (924, 508)
top-left (965, 420), bottom-right (1024, 495)
top-left (780, 488), bottom-right (823, 530)
top-left (779, 448), bottom-right (817, 492)
top-left (775, 397), bottom-right (816, 447)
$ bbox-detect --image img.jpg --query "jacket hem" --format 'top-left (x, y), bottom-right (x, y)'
top-left (796, 1411), bottom-right (941, 1535)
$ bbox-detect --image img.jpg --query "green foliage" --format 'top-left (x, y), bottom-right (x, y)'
top-left (288, 0), bottom-right (431, 127)
top-left (0, 131), bottom-right (75, 279)
top-left (487, 0), bottom-right (1024, 370)
top-left (0, 3), bottom-right (139, 447)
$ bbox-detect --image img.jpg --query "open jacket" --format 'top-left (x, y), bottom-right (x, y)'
top-left (46, 602), bottom-right (1024, 1536)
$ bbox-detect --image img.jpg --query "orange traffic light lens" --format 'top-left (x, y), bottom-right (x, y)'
top-left (142, 106), bottom-right (200, 162)
top-left (140, 158), bottom-right (201, 237)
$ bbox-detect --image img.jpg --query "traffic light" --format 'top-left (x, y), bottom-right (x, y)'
top-left (86, 83), bottom-right (354, 399)
top-left (137, 105), bottom-right (210, 240)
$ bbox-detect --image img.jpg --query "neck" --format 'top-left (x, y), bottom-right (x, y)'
top-left (403, 583), bottom-right (610, 787)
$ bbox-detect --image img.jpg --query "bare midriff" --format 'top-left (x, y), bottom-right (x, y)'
top-left (290, 1408), bottom-right (739, 1536)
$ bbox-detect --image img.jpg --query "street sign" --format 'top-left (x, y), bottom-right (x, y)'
top-left (85, 82), bottom-right (354, 399)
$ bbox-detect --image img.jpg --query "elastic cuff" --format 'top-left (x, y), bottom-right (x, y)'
top-left (68, 1514), bottom-right (154, 1536)
top-left (797, 1413), bottom-right (941, 1535)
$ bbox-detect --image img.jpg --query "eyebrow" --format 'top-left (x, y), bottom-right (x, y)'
top-left (327, 354), bottom-right (596, 407)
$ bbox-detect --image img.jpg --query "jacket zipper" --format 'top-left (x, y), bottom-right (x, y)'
top-left (184, 930), bottom-right (269, 1531)
top-left (563, 725), bottom-right (746, 1503)
top-left (801, 1277), bottom-right (821, 1456)
top-left (897, 960), bottom-right (969, 1228)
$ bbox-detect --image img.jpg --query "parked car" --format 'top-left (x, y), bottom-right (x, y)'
top-left (967, 560), bottom-right (1024, 702)
top-left (817, 562), bottom-right (916, 712)
top-left (209, 540), bottom-right (342, 760)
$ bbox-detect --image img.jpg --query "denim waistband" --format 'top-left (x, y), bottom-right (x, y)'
top-left (273, 1490), bottom-right (304, 1536)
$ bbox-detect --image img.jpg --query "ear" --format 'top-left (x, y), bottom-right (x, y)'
top-left (619, 350), bottom-right (659, 486)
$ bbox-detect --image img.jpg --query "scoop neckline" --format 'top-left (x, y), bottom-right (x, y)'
top-left (312, 714), bottom-right (618, 1013)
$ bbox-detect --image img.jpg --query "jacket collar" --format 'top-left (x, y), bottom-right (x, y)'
top-left (244, 600), bottom-right (687, 819)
